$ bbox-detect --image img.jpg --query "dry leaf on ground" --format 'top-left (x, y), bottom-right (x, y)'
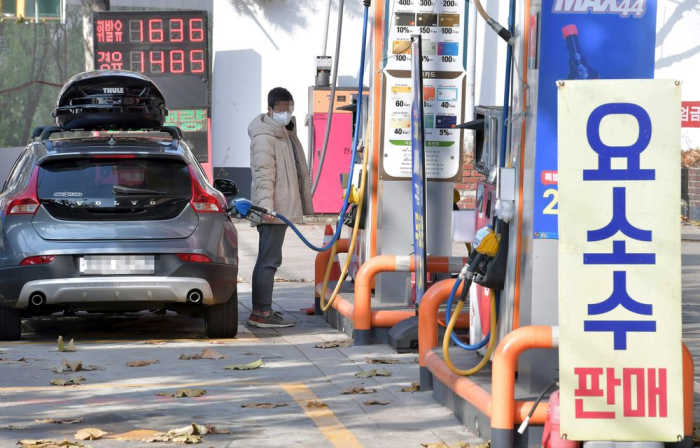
top-left (143, 341), bottom-right (166, 345)
top-left (241, 402), bottom-right (289, 409)
top-left (126, 360), bottom-right (159, 367)
top-left (157, 389), bottom-right (207, 398)
top-left (421, 443), bottom-right (474, 448)
top-left (401, 382), bottom-right (420, 393)
top-left (365, 357), bottom-right (403, 364)
top-left (179, 348), bottom-right (228, 360)
top-left (209, 341), bottom-right (226, 345)
top-left (18, 440), bottom-right (86, 448)
top-left (53, 360), bottom-right (102, 374)
top-left (141, 423), bottom-right (229, 443)
top-left (0, 358), bottom-right (26, 364)
top-left (57, 336), bottom-right (76, 352)
top-left (74, 428), bottom-right (109, 440)
top-left (341, 387), bottom-right (376, 395)
top-left (355, 369), bottom-right (392, 378)
top-left (107, 429), bottom-right (160, 441)
top-left (4, 425), bottom-right (31, 430)
top-left (364, 399), bottom-right (391, 406)
top-left (224, 359), bottom-right (263, 370)
top-left (315, 340), bottom-right (352, 349)
top-left (50, 377), bottom-right (84, 386)
top-left (35, 418), bottom-right (82, 425)
top-left (306, 401), bottom-right (328, 408)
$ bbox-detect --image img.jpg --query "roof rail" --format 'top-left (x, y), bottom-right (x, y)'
top-left (31, 126), bottom-right (47, 140)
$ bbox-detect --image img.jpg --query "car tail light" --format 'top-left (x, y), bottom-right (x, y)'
top-left (188, 166), bottom-right (223, 213)
top-left (177, 253), bottom-right (212, 263)
top-left (6, 166), bottom-right (40, 215)
top-left (20, 255), bottom-right (56, 266)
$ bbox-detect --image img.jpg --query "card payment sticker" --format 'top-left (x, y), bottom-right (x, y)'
top-left (437, 42), bottom-right (459, 56)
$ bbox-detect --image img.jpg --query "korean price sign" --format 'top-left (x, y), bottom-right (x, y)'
top-left (558, 80), bottom-right (683, 441)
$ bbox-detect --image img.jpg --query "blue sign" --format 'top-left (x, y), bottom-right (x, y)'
top-left (411, 35), bottom-right (428, 305)
top-left (532, 0), bottom-right (657, 239)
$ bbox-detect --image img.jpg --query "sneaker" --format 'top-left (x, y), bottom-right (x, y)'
top-left (247, 311), bottom-right (295, 328)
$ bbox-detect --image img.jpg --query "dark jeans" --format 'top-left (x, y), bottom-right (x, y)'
top-left (252, 224), bottom-right (288, 313)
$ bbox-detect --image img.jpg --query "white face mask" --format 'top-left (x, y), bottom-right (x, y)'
top-left (272, 111), bottom-right (292, 126)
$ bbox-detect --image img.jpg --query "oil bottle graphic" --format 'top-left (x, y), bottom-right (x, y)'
top-left (562, 24), bottom-right (599, 80)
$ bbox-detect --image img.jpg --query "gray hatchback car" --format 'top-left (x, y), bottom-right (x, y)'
top-left (0, 71), bottom-right (239, 340)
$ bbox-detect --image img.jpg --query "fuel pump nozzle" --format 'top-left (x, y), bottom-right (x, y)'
top-left (457, 226), bottom-right (501, 302)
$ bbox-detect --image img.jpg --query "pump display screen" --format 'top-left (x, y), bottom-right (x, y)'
top-left (92, 11), bottom-right (210, 162)
top-left (92, 11), bottom-right (209, 109)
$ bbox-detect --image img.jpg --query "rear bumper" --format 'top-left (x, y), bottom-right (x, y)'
top-left (17, 277), bottom-right (214, 307)
top-left (0, 255), bottom-right (237, 308)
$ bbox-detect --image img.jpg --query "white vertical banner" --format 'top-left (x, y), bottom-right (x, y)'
top-left (558, 79), bottom-right (683, 441)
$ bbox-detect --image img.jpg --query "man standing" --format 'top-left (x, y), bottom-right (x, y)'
top-left (247, 87), bottom-right (313, 328)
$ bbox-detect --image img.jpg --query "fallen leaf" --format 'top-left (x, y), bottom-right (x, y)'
top-left (143, 341), bottom-right (166, 345)
top-left (209, 341), bottom-right (226, 345)
top-left (421, 443), bottom-right (473, 448)
top-left (34, 418), bottom-right (83, 425)
top-left (126, 360), bottom-right (159, 367)
top-left (355, 369), bottom-right (392, 378)
top-left (241, 402), bottom-right (289, 409)
top-left (306, 400), bottom-right (328, 408)
top-left (315, 340), bottom-right (352, 349)
top-left (179, 348), bottom-right (228, 360)
top-left (0, 358), bottom-right (26, 364)
top-left (364, 399), bottom-right (391, 406)
top-left (49, 376), bottom-right (84, 386)
top-left (224, 359), bottom-right (263, 370)
top-left (365, 357), bottom-right (402, 364)
top-left (74, 428), bottom-right (109, 440)
top-left (57, 336), bottom-right (76, 352)
top-left (341, 387), bottom-right (376, 395)
top-left (4, 425), bottom-right (31, 430)
top-left (53, 359), bottom-right (97, 374)
top-left (401, 382), bottom-right (420, 393)
top-left (17, 440), bottom-right (87, 448)
top-left (107, 429), bottom-right (160, 441)
top-left (157, 389), bottom-right (207, 398)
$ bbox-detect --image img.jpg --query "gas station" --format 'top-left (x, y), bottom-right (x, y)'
top-left (0, 0), bottom-right (699, 446)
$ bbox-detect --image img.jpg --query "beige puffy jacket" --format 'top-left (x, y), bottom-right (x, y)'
top-left (248, 113), bottom-right (314, 224)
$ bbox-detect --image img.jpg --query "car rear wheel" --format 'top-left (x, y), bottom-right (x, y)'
top-left (0, 306), bottom-right (21, 341)
top-left (204, 292), bottom-right (238, 338)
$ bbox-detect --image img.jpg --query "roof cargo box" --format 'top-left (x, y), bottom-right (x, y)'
top-left (53, 70), bottom-right (168, 131)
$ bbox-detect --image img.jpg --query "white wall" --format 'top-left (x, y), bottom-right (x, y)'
top-left (474, 0), bottom-right (508, 108)
top-left (655, 0), bottom-right (700, 150)
top-left (212, 0), bottom-right (369, 170)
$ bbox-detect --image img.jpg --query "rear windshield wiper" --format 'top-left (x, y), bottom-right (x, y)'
top-left (112, 186), bottom-right (168, 195)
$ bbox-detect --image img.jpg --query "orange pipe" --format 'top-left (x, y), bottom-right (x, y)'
top-left (317, 281), bottom-right (469, 329)
top-left (354, 255), bottom-right (467, 331)
top-left (491, 326), bottom-right (554, 431)
top-left (683, 343), bottom-right (693, 437)
top-left (314, 239), bottom-right (349, 298)
top-left (513, 0), bottom-right (531, 331)
top-left (425, 348), bottom-right (548, 425)
top-left (370, 0), bottom-right (384, 259)
top-left (418, 279), bottom-right (462, 367)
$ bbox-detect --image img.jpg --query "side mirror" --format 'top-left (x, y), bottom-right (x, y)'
top-left (213, 178), bottom-right (238, 197)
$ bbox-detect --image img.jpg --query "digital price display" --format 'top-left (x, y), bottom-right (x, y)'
top-left (93, 11), bottom-right (210, 162)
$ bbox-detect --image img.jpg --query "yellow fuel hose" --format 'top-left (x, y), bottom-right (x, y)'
top-left (442, 288), bottom-right (497, 376)
top-left (319, 137), bottom-right (369, 312)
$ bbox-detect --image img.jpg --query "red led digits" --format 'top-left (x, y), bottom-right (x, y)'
top-left (148, 19), bottom-right (163, 43)
top-left (149, 51), bottom-right (164, 73)
top-left (169, 18), bottom-right (184, 42)
top-left (189, 18), bottom-right (204, 42)
top-left (190, 50), bottom-right (205, 73)
top-left (170, 50), bottom-right (185, 73)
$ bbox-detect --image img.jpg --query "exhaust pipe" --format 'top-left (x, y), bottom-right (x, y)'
top-left (30, 292), bottom-right (46, 307)
top-left (187, 289), bottom-right (203, 304)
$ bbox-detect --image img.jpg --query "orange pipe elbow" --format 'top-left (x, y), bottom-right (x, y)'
top-left (491, 326), bottom-right (554, 431)
top-left (418, 279), bottom-right (462, 367)
top-left (314, 239), bottom-right (350, 298)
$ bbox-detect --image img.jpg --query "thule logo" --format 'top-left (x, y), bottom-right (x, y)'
top-left (553, 0), bottom-right (645, 17)
top-left (103, 87), bottom-right (124, 94)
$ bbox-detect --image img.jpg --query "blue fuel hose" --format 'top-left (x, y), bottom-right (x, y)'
top-left (301, 0), bottom-right (370, 253)
top-left (444, 277), bottom-right (490, 350)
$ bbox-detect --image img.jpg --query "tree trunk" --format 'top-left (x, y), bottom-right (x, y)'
top-left (81, 0), bottom-right (110, 72)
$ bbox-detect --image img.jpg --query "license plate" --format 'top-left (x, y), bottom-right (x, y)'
top-left (80, 255), bottom-right (155, 275)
